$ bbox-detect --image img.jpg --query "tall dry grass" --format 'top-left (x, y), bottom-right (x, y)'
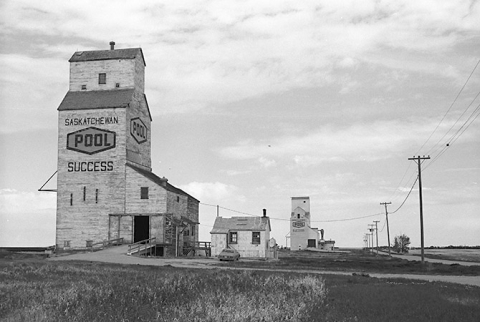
top-left (0, 261), bottom-right (327, 321)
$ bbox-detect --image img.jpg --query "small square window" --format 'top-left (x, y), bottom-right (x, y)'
top-left (252, 232), bottom-right (260, 244)
top-left (115, 83), bottom-right (120, 88)
top-left (98, 73), bottom-right (106, 84)
top-left (140, 187), bottom-right (149, 199)
top-left (81, 85), bottom-right (87, 90)
top-left (229, 232), bottom-right (237, 244)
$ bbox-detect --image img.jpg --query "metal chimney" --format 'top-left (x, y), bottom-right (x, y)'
top-left (263, 209), bottom-right (267, 217)
top-left (109, 41), bottom-right (115, 50)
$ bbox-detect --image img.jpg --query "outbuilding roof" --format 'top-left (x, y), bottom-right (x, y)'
top-left (210, 216), bottom-right (271, 234)
top-left (69, 48), bottom-right (146, 66)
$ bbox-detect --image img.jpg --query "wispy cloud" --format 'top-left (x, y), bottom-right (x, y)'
top-left (179, 181), bottom-right (246, 204)
top-left (219, 120), bottom-right (420, 165)
top-left (2, 0), bottom-right (478, 120)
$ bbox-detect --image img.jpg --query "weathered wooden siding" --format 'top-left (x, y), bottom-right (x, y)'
top-left (229, 231), bottom-right (268, 258)
top-left (124, 167), bottom-right (167, 214)
top-left (211, 234), bottom-right (227, 257)
top-left (56, 108), bottom-right (127, 248)
top-left (69, 59), bottom-right (137, 92)
top-left (126, 91), bottom-right (151, 170)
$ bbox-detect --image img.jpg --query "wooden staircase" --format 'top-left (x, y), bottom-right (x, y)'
top-left (127, 237), bottom-right (156, 256)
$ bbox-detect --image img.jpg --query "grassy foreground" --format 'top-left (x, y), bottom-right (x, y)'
top-left (1, 258), bottom-right (480, 322)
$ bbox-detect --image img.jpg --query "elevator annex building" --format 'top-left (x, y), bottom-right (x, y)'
top-left (53, 42), bottom-right (199, 256)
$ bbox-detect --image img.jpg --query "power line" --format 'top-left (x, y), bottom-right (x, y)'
top-left (415, 59), bottom-right (480, 155)
top-left (200, 202), bottom-right (382, 223)
top-left (388, 162), bottom-right (415, 202)
top-left (390, 175), bottom-right (419, 214)
top-left (425, 90), bottom-right (480, 157)
top-left (379, 220), bottom-right (386, 233)
top-left (424, 102), bottom-right (480, 171)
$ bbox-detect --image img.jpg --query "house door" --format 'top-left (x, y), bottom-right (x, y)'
top-left (134, 216), bottom-right (149, 243)
top-left (307, 239), bottom-right (316, 248)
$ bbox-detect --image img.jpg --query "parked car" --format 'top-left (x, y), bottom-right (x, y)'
top-left (218, 248), bottom-right (240, 261)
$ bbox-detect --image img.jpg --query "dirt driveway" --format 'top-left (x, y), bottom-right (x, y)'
top-left (49, 245), bottom-right (480, 287)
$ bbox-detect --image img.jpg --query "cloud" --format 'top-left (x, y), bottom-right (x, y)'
top-left (179, 181), bottom-right (246, 204)
top-left (219, 120), bottom-right (417, 165)
top-left (2, 0), bottom-right (478, 121)
top-left (0, 54), bottom-right (66, 133)
top-left (257, 156), bottom-right (276, 168)
top-left (0, 189), bottom-right (56, 247)
top-left (218, 114), bottom-right (480, 168)
top-left (0, 189), bottom-right (56, 213)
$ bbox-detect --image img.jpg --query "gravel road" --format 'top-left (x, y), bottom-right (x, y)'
top-left (49, 245), bottom-right (480, 287)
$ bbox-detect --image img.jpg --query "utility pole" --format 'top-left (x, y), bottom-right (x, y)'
top-left (380, 202), bottom-right (392, 256)
top-left (373, 220), bottom-right (380, 255)
top-left (408, 155), bottom-right (430, 264)
top-left (368, 224), bottom-right (375, 253)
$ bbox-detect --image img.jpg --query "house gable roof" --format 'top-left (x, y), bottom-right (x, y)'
top-left (69, 48), bottom-right (146, 66)
top-left (210, 216), bottom-right (271, 234)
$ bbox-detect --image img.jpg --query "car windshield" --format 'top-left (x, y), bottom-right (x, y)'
top-left (223, 249), bottom-right (234, 253)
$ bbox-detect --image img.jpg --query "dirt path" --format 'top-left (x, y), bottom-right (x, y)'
top-left (49, 245), bottom-right (480, 287)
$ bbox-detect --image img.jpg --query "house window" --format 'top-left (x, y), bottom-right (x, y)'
top-left (98, 73), bottom-right (106, 84)
top-left (229, 232), bottom-right (237, 244)
top-left (252, 232), bottom-right (261, 244)
top-left (81, 85), bottom-right (87, 90)
top-left (140, 187), bottom-right (149, 199)
top-left (177, 196), bottom-right (180, 202)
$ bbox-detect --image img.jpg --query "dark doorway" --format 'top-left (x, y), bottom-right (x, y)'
top-left (307, 239), bottom-right (316, 248)
top-left (134, 216), bottom-right (149, 243)
top-left (154, 246), bottom-right (164, 256)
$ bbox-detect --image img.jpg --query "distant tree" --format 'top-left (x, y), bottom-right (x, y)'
top-left (392, 234), bottom-right (411, 254)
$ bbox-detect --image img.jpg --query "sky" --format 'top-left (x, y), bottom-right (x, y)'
top-left (0, 0), bottom-right (479, 248)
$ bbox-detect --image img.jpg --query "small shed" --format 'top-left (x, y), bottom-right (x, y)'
top-left (210, 212), bottom-right (273, 259)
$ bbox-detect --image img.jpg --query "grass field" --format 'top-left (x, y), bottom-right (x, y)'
top-left (1, 254), bottom-right (480, 321)
top-left (409, 249), bottom-right (480, 263)
top-left (220, 249), bottom-right (480, 276)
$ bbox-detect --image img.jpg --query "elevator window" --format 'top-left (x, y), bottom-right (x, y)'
top-left (141, 187), bottom-right (149, 199)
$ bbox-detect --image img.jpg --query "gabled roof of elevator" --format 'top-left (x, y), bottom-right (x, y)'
top-left (126, 163), bottom-right (200, 202)
top-left (69, 48), bottom-right (146, 66)
top-left (57, 89), bottom-right (134, 111)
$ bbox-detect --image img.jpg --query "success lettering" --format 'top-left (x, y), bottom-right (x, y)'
top-left (67, 161), bottom-right (114, 172)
